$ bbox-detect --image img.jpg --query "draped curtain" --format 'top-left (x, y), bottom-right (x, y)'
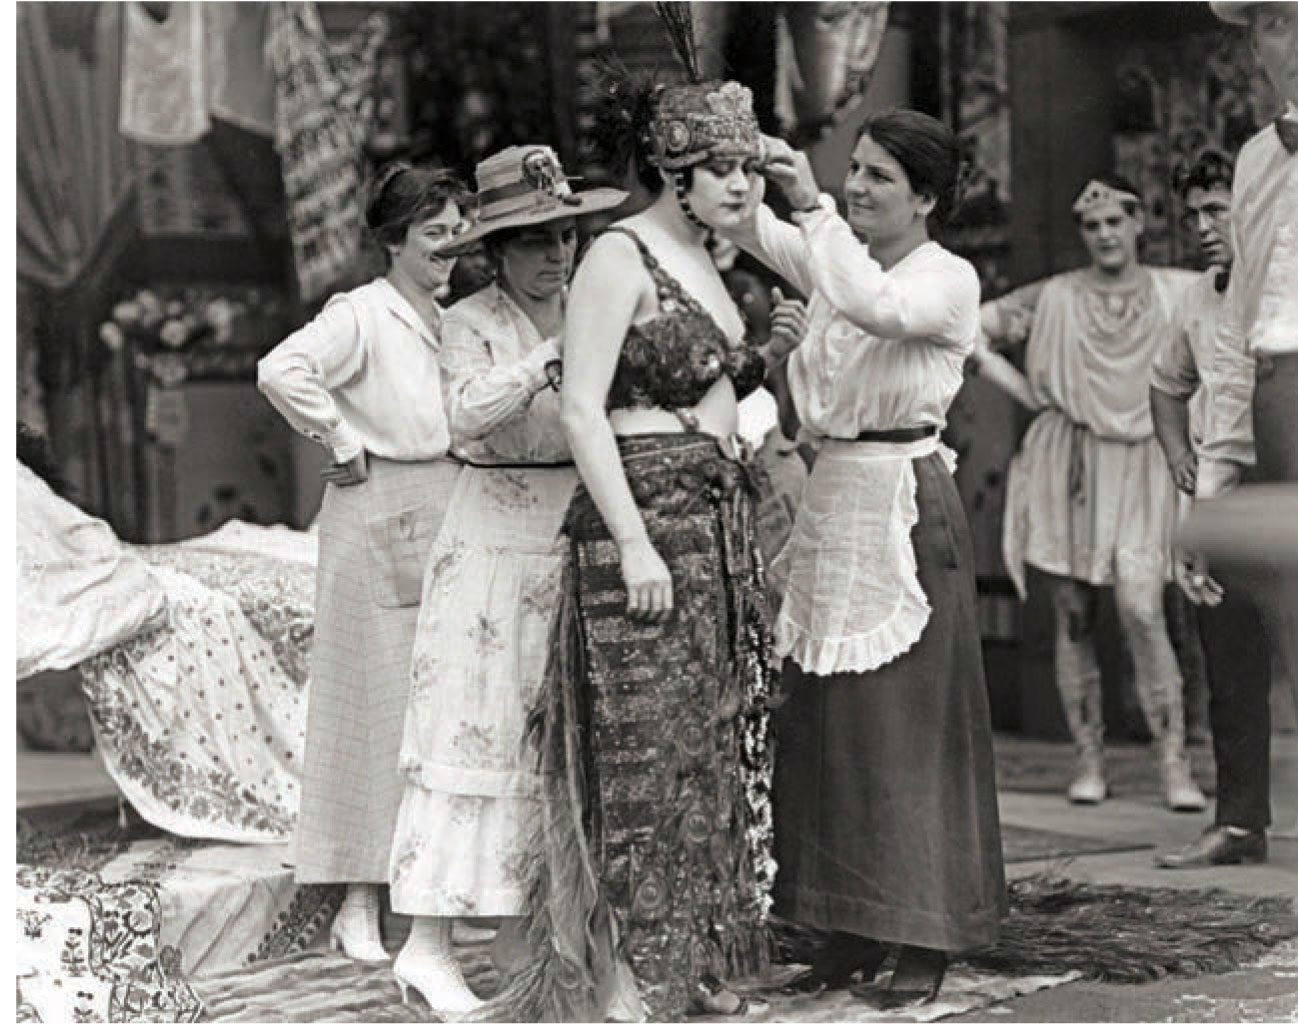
top-left (17, 3), bottom-right (140, 529)
top-left (17, 4), bottom-right (134, 291)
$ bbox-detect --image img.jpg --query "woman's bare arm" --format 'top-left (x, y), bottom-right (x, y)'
top-left (560, 232), bottom-right (674, 621)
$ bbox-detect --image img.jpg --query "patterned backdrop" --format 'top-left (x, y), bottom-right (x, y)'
top-left (1113, 24), bottom-right (1281, 268)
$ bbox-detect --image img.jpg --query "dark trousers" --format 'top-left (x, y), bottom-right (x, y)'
top-left (1253, 352), bottom-right (1298, 484)
top-left (1198, 567), bottom-right (1272, 830)
top-left (1251, 354), bottom-right (1298, 758)
top-left (1204, 352), bottom-right (1298, 831)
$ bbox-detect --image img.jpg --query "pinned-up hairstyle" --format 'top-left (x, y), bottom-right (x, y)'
top-left (856, 109), bottom-right (965, 226)
top-left (364, 162), bottom-right (469, 249)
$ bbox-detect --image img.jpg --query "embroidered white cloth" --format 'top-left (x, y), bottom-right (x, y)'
top-left (774, 435), bottom-right (955, 674)
top-left (16, 464), bottom-right (168, 679)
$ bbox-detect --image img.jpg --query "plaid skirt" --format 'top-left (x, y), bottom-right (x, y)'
top-left (292, 456), bottom-right (460, 883)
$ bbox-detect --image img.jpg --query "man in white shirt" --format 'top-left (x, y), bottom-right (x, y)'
top-left (1150, 151), bottom-right (1274, 867)
top-left (1196, 0), bottom-right (1298, 842)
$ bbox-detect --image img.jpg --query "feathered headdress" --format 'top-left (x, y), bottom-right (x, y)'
top-left (586, 4), bottom-right (761, 178)
top-left (643, 2), bottom-right (761, 170)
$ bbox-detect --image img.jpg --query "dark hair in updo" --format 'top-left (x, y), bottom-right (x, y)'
top-left (856, 109), bottom-right (964, 226)
top-left (1172, 149), bottom-right (1234, 201)
top-left (586, 65), bottom-right (675, 197)
top-left (365, 162), bottom-right (469, 251)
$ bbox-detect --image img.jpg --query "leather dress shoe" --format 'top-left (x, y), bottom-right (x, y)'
top-left (1154, 826), bottom-right (1267, 868)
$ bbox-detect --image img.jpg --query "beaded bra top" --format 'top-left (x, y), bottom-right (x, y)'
top-left (605, 227), bottom-right (766, 412)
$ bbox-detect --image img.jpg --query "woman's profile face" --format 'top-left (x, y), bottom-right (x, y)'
top-left (389, 201), bottom-right (463, 292)
top-left (687, 156), bottom-right (761, 231)
top-left (498, 218), bottom-right (578, 301)
top-left (1077, 199), bottom-right (1142, 275)
top-left (842, 134), bottom-right (930, 244)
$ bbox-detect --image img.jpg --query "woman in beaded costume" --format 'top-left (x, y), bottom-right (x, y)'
top-left (475, 74), bottom-right (802, 1023)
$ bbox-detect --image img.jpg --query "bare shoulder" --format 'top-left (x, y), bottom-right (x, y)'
top-left (571, 227), bottom-right (651, 302)
top-left (581, 227), bottom-right (642, 264)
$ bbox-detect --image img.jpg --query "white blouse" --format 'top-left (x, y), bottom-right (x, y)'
top-left (257, 277), bottom-right (450, 463)
top-left (752, 198), bottom-right (980, 440)
top-left (440, 282), bottom-right (566, 464)
top-left (742, 198), bottom-right (980, 676)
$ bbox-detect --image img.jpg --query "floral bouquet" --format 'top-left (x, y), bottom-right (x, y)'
top-left (98, 287), bottom-right (283, 387)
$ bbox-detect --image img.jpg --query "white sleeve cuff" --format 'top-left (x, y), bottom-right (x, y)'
top-left (325, 421), bottom-right (364, 464)
top-left (790, 193), bottom-right (836, 226)
top-left (523, 339), bottom-right (562, 390)
top-left (1195, 459), bottom-right (1242, 501)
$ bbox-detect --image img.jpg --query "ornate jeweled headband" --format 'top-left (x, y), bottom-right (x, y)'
top-left (1072, 179), bottom-right (1141, 217)
top-left (647, 80), bottom-right (762, 171)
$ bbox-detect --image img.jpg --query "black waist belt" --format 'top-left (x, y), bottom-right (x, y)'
top-left (854, 425), bottom-right (938, 443)
top-left (449, 454), bottom-right (575, 470)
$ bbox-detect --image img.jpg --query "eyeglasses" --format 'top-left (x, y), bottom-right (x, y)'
top-left (1178, 204), bottom-right (1230, 232)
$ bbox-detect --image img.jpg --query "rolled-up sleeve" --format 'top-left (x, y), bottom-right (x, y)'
top-left (797, 203), bottom-right (978, 348)
top-left (257, 297), bottom-right (367, 462)
top-left (1149, 308), bottom-right (1200, 400)
top-left (442, 312), bottom-right (558, 443)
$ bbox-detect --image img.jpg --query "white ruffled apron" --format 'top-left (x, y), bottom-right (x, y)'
top-left (772, 434), bottom-right (956, 676)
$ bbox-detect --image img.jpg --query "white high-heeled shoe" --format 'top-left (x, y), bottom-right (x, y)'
top-left (393, 917), bottom-right (484, 1015)
top-left (393, 944), bottom-right (484, 1015)
top-left (329, 884), bottom-right (389, 962)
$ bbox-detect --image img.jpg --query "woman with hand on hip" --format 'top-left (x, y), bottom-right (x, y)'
top-left (721, 110), bottom-right (1006, 1008)
top-left (386, 145), bottom-right (625, 1015)
top-left (257, 163), bottom-right (467, 962)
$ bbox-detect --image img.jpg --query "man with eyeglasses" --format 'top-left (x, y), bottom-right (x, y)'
top-left (1149, 150), bottom-right (1275, 868)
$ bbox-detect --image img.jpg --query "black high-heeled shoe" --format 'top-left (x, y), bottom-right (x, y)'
top-left (861, 946), bottom-right (947, 1010)
top-left (781, 933), bottom-right (889, 995)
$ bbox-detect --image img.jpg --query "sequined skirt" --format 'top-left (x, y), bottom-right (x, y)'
top-left (500, 434), bottom-right (776, 1023)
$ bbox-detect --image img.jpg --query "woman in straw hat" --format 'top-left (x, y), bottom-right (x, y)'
top-left (257, 163), bottom-right (468, 963)
top-left (386, 145), bottom-right (625, 1014)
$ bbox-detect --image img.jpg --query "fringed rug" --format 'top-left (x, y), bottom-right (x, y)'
top-left (200, 875), bottom-right (1297, 1022)
top-left (964, 873), bottom-right (1298, 983)
top-left (774, 871), bottom-right (1298, 989)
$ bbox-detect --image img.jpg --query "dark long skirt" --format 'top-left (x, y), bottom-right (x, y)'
top-left (772, 451), bottom-right (1006, 953)
top-left (488, 433), bottom-right (775, 1023)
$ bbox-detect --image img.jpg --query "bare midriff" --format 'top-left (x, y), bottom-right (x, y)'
top-left (609, 375), bottom-right (739, 439)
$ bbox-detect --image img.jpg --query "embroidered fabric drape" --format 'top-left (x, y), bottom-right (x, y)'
top-left (268, 2), bottom-right (388, 304)
top-left (17, 4), bottom-right (133, 292)
top-left (776, 2), bottom-right (890, 140)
